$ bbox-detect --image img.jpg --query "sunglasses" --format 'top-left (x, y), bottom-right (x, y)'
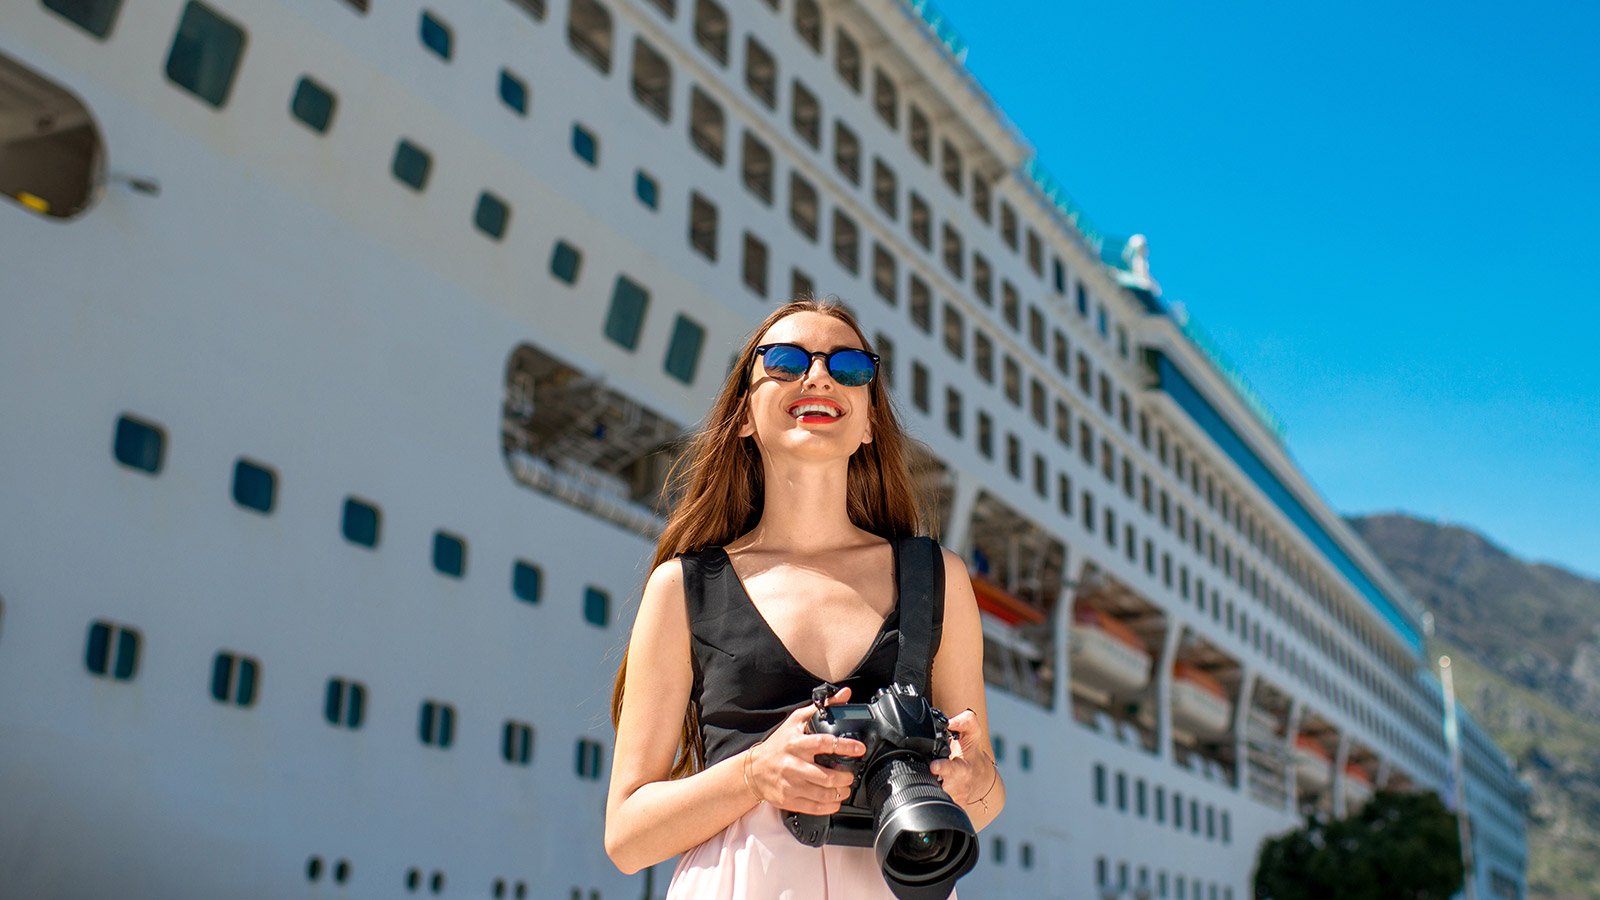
top-left (754, 343), bottom-right (880, 387)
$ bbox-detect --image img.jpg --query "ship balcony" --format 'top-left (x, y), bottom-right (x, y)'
top-left (966, 491), bottom-right (1065, 708)
top-left (1343, 762), bottom-right (1374, 810)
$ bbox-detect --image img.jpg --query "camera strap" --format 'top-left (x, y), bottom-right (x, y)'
top-left (891, 535), bottom-right (945, 695)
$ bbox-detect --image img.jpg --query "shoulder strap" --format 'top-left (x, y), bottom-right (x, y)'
top-left (892, 535), bottom-right (945, 695)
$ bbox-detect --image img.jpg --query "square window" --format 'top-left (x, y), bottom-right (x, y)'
top-left (833, 27), bottom-right (861, 92)
top-left (689, 88), bottom-right (725, 165)
top-left (113, 414), bottom-right (165, 474)
top-left (550, 240), bottom-right (583, 283)
top-left (635, 170), bottom-right (659, 209)
top-left (791, 81), bottom-right (820, 149)
top-left (789, 172), bottom-right (818, 241)
top-left (741, 132), bottom-right (774, 205)
top-left (693, 0), bottom-right (729, 66)
top-left (745, 37), bottom-right (777, 109)
top-left (512, 559), bottom-right (542, 604)
top-left (342, 497), bottom-right (381, 547)
top-left (499, 69), bottom-right (529, 115)
top-left (232, 458), bottom-right (276, 514)
top-left (794, 0), bottom-right (821, 52)
top-left (572, 123), bottom-right (599, 166)
top-left (605, 276), bottom-right (650, 350)
top-left (290, 76), bottom-right (337, 133)
top-left (392, 139), bottom-right (432, 191)
top-left (742, 232), bottom-right (769, 296)
top-left (689, 192), bottom-right (719, 260)
top-left (584, 586), bottom-right (610, 626)
top-left (420, 11), bottom-right (452, 60)
top-left (164, 1), bottom-right (247, 109)
top-left (630, 38), bottom-right (672, 121)
top-left (474, 192), bottom-right (510, 240)
top-left (43, 0), bottom-right (124, 38)
top-left (665, 315), bottom-right (706, 384)
top-left (433, 530), bottom-right (467, 578)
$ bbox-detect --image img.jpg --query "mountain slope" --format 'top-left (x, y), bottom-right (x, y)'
top-left (1349, 512), bottom-right (1600, 900)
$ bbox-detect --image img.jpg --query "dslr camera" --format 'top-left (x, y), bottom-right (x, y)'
top-left (782, 683), bottom-right (979, 900)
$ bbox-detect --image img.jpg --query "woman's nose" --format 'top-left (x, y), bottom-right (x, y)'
top-left (802, 355), bottom-right (833, 387)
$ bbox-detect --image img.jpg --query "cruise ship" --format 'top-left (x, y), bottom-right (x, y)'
top-left (0, 0), bottom-right (1530, 897)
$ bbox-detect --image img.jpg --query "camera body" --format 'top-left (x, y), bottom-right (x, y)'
top-left (782, 682), bottom-right (957, 847)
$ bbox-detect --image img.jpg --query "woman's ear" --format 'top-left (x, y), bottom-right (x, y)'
top-left (737, 405), bottom-right (755, 438)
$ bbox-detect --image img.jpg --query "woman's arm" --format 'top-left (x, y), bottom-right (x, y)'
top-left (928, 548), bottom-right (1007, 831)
top-left (603, 560), bottom-right (864, 874)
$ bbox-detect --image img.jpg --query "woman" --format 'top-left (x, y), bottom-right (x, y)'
top-left (605, 298), bottom-right (1004, 897)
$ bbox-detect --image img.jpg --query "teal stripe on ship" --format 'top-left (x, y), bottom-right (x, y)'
top-left (1153, 352), bottom-right (1425, 655)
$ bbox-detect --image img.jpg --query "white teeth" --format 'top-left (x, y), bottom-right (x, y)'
top-left (790, 403), bottom-right (841, 418)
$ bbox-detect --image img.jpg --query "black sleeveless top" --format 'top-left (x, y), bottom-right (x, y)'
top-left (681, 544), bottom-right (911, 768)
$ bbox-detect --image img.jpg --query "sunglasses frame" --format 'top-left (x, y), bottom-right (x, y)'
top-left (753, 343), bottom-right (881, 387)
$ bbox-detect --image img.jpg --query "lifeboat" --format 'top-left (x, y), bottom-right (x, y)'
top-left (1293, 735), bottom-right (1332, 792)
top-left (1170, 662), bottom-right (1231, 737)
top-left (1068, 607), bottom-right (1151, 697)
top-left (971, 575), bottom-right (1047, 627)
top-left (1343, 762), bottom-right (1373, 809)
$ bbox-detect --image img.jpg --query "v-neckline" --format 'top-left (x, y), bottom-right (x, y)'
top-left (714, 544), bottom-right (898, 685)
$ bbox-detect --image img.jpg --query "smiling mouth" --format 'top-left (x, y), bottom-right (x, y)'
top-left (788, 400), bottom-right (844, 422)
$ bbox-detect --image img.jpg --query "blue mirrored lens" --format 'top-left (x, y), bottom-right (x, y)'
top-left (829, 350), bottom-right (876, 386)
top-left (761, 344), bottom-right (809, 380)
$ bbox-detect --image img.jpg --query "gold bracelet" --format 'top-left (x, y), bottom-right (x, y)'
top-left (743, 742), bottom-right (766, 804)
top-left (971, 752), bottom-right (1000, 814)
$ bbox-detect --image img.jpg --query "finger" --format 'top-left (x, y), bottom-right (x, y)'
top-left (798, 763), bottom-right (858, 790)
top-left (823, 686), bottom-right (852, 706)
top-left (946, 709), bottom-right (978, 733)
top-left (797, 732), bottom-right (866, 758)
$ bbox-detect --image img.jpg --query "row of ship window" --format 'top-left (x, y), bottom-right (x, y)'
top-left (305, 855), bottom-right (543, 900)
top-left (84, 616), bottom-right (604, 777)
top-left (114, 413), bottom-right (613, 625)
top-left (1096, 857), bottom-right (1236, 900)
top-left (1093, 764), bottom-right (1233, 845)
top-left (41, 0), bottom-right (1450, 785)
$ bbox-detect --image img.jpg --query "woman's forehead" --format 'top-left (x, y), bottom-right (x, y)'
top-left (758, 311), bottom-right (862, 348)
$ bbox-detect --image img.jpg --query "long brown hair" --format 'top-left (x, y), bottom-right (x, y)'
top-left (610, 297), bottom-right (926, 778)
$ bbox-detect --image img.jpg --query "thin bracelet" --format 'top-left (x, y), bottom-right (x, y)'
top-left (970, 752), bottom-right (1000, 814)
top-left (743, 741), bottom-right (767, 804)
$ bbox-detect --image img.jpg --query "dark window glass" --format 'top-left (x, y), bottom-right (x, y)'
top-left (833, 27), bottom-right (861, 92)
top-left (872, 68), bottom-right (897, 129)
top-left (502, 720), bottom-right (535, 765)
top-left (550, 240), bottom-right (583, 283)
top-left (908, 277), bottom-right (932, 333)
top-left (85, 621), bottom-right (111, 676)
top-left (910, 362), bottom-right (930, 413)
top-left (908, 105), bottom-right (930, 162)
top-left (571, 123), bottom-right (599, 166)
top-left (945, 388), bottom-right (962, 436)
top-left (392, 139), bottom-right (432, 191)
top-left (940, 140), bottom-right (962, 194)
top-left (741, 132), bottom-right (774, 204)
top-left (909, 193), bottom-right (930, 249)
top-left (693, 0), bottom-right (729, 65)
top-left (474, 192), bottom-right (510, 240)
top-left (743, 232), bottom-right (769, 297)
top-left (689, 192), bottom-right (718, 260)
top-left (789, 172), bottom-right (818, 241)
top-left (634, 170), bottom-right (659, 210)
top-left (872, 243), bottom-right (896, 305)
top-left (342, 497), bottom-right (380, 548)
top-left (512, 560), bottom-right (543, 605)
top-left (584, 586), bottom-right (610, 627)
top-left (43, 0), bottom-right (125, 38)
top-left (433, 530), bottom-right (467, 578)
top-left (831, 210), bottom-right (858, 274)
top-left (872, 158), bottom-right (897, 219)
top-left (420, 11), bottom-right (452, 59)
top-left (793, 0), bottom-right (822, 52)
top-left (232, 458), bottom-right (276, 514)
top-left (745, 37), bottom-right (777, 109)
top-left (642, 0), bottom-right (674, 18)
top-left (290, 76), bottom-right (337, 133)
top-left (791, 80), bottom-right (821, 149)
top-left (605, 276), bottom-right (650, 350)
top-left (113, 414), bottom-right (165, 474)
top-left (567, 0), bottom-right (613, 73)
top-left (688, 88), bottom-right (725, 164)
top-left (164, 2), bottom-right (247, 108)
top-left (630, 38), bottom-right (672, 121)
top-left (499, 69), bottom-right (529, 115)
top-left (664, 315), bottom-right (706, 384)
top-left (833, 120), bottom-right (860, 185)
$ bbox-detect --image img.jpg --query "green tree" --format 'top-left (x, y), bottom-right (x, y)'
top-left (1254, 790), bottom-right (1465, 900)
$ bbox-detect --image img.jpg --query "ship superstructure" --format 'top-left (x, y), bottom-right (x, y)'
top-left (0, 0), bottom-right (1527, 897)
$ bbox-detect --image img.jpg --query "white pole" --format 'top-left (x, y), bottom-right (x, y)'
top-left (1439, 656), bottom-right (1477, 900)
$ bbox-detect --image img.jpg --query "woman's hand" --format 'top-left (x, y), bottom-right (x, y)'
top-left (745, 687), bottom-right (866, 814)
top-left (929, 708), bottom-right (998, 808)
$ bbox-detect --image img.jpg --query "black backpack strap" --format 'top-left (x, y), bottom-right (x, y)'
top-left (892, 535), bottom-right (946, 695)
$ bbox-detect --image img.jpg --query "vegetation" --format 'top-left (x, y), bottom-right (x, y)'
top-left (1254, 790), bottom-right (1463, 900)
top-left (1350, 512), bottom-right (1600, 899)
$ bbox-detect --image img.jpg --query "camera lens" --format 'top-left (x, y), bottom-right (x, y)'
top-left (867, 757), bottom-right (978, 898)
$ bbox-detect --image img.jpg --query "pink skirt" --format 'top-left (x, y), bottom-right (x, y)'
top-left (665, 802), bottom-right (958, 899)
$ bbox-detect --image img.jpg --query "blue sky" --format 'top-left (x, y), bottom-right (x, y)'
top-left (934, 0), bottom-right (1600, 579)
